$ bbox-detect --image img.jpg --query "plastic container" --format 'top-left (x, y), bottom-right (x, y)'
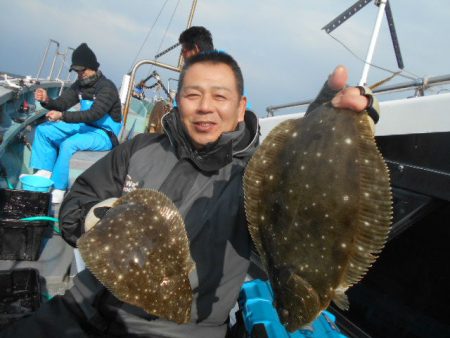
top-left (19, 175), bottom-right (53, 192)
top-left (0, 189), bottom-right (51, 260)
top-left (238, 279), bottom-right (347, 338)
top-left (0, 268), bottom-right (41, 329)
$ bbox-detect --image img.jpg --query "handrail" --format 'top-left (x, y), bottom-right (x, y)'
top-left (36, 39), bottom-right (60, 80)
top-left (120, 59), bottom-right (181, 141)
top-left (266, 74), bottom-right (450, 116)
top-left (56, 47), bottom-right (75, 80)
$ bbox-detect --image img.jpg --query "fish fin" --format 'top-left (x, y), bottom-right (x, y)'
top-left (244, 118), bottom-right (301, 267)
top-left (342, 113), bottom-right (393, 287)
top-left (333, 288), bottom-right (349, 310)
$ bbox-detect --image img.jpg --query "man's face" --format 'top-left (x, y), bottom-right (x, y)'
top-left (76, 68), bottom-right (96, 80)
top-left (181, 44), bottom-right (200, 60)
top-left (178, 62), bottom-right (247, 149)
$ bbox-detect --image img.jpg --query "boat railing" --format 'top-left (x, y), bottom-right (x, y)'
top-left (120, 59), bottom-right (181, 141)
top-left (266, 74), bottom-right (450, 117)
top-left (35, 39), bottom-right (74, 83)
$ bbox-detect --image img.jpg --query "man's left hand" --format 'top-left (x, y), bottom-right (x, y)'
top-left (326, 66), bottom-right (378, 134)
top-left (46, 110), bottom-right (63, 122)
top-left (331, 87), bottom-right (370, 112)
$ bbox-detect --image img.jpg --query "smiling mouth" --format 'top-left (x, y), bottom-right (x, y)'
top-left (193, 121), bottom-right (216, 132)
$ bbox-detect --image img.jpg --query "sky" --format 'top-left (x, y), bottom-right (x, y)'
top-left (1, 0), bottom-right (449, 117)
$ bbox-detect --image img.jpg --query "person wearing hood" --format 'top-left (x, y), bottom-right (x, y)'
top-left (1, 51), bottom-right (378, 338)
top-left (29, 43), bottom-right (122, 204)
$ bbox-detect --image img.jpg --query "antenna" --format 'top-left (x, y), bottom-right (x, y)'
top-left (322, 0), bottom-right (404, 86)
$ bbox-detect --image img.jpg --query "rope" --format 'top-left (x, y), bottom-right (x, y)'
top-left (369, 71), bottom-right (401, 90)
top-left (146, 0), bottom-right (182, 78)
top-left (128, 0), bottom-right (171, 72)
top-left (156, 0), bottom-right (182, 57)
top-left (327, 32), bottom-right (420, 81)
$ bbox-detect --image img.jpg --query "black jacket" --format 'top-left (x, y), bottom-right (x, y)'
top-left (59, 109), bottom-right (260, 337)
top-left (42, 72), bottom-right (122, 123)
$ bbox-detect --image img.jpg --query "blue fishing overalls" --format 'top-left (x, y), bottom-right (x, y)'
top-left (30, 98), bottom-right (122, 190)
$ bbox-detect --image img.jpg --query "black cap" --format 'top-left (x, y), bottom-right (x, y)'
top-left (70, 43), bottom-right (100, 71)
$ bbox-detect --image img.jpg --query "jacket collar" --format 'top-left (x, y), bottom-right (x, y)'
top-left (162, 108), bottom-right (259, 172)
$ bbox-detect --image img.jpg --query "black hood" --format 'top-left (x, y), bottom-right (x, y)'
top-left (162, 108), bottom-right (259, 172)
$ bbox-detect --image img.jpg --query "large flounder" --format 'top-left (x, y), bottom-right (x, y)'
top-left (77, 189), bottom-right (194, 324)
top-left (244, 104), bottom-right (392, 331)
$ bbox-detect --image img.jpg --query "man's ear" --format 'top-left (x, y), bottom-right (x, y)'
top-left (238, 96), bottom-right (247, 122)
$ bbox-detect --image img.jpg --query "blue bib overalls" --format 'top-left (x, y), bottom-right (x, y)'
top-left (30, 99), bottom-right (122, 190)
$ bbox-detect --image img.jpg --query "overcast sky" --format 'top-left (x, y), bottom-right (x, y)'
top-left (1, 0), bottom-right (449, 116)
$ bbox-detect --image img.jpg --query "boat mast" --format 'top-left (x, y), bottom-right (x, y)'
top-left (322, 0), bottom-right (404, 87)
top-left (359, 0), bottom-right (387, 86)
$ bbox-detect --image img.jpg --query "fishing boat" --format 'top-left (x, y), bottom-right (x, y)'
top-left (0, 0), bottom-right (449, 337)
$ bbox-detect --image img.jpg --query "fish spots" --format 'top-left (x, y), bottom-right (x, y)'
top-left (243, 105), bottom-right (393, 331)
top-left (77, 189), bottom-right (194, 324)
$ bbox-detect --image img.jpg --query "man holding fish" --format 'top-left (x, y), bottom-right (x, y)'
top-left (0, 49), bottom-right (380, 337)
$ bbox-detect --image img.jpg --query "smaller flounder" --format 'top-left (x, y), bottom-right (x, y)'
top-left (77, 189), bottom-right (194, 324)
top-left (244, 104), bottom-right (392, 331)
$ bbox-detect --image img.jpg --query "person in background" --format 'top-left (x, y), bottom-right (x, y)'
top-left (179, 25), bottom-right (214, 61)
top-left (142, 25), bottom-right (214, 129)
top-left (29, 43), bottom-right (122, 204)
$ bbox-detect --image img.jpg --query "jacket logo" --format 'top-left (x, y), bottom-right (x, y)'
top-left (123, 174), bottom-right (139, 193)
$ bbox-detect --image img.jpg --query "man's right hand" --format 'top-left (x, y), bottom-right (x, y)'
top-left (35, 88), bottom-right (49, 103)
top-left (84, 197), bottom-right (119, 232)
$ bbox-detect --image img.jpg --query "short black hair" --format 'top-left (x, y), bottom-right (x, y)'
top-left (177, 50), bottom-right (244, 97)
top-left (179, 26), bottom-right (214, 52)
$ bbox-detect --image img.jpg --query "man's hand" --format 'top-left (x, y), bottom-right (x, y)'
top-left (35, 88), bottom-right (49, 103)
top-left (331, 87), bottom-right (370, 112)
top-left (327, 65), bottom-right (348, 91)
top-left (327, 65), bottom-right (378, 134)
top-left (46, 110), bottom-right (63, 122)
top-left (84, 197), bottom-right (119, 232)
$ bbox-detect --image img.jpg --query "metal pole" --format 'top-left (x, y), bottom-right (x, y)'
top-left (359, 0), bottom-right (387, 86)
top-left (266, 74), bottom-right (450, 116)
top-left (177, 0), bottom-right (198, 69)
top-left (120, 59), bottom-right (181, 141)
top-left (47, 40), bottom-right (61, 80)
top-left (56, 48), bottom-right (67, 80)
top-left (57, 47), bottom-right (74, 80)
top-left (36, 39), bottom-right (58, 79)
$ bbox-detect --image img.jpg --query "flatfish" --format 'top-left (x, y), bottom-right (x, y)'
top-left (77, 189), bottom-right (194, 324)
top-left (244, 104), bottom-right (392, 331)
